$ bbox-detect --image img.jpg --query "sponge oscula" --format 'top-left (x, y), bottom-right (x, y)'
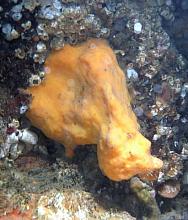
top-left (26, 39), bottom-right (163, 181)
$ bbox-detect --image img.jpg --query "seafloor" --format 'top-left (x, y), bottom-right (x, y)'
top-left (0, 0), bottom-right (188, 219)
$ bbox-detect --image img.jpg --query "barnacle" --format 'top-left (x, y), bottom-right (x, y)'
top-left (26, 39), bottom-right (163, 181)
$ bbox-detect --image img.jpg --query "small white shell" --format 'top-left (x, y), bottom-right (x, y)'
top-left (7, 132), bottom-right (19, 144)
top-left (19, 129), bottom-right (38, 145)
top-left (127, 68), bottom-right (138, 79)
top-left (9, 143), bottom-right (25, 159)
top-left (20, 105), bottom-right (28, 114)
top-left (134, 22), bottom-right (142, 34)
top-left (0, 142), bottom-right (11, 158)
top-left (37, 42), bottom-right (47, 53)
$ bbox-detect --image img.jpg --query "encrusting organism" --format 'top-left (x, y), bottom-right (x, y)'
top-left (26, 39), bottom-right (163, 181)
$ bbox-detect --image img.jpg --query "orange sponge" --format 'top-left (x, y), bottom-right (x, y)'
top-left (26, 39), bottom-right (163, 181)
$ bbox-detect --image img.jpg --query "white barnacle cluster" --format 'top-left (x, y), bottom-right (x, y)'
top-left (0, 127), bottom-right (38, 159)
top-left (2, 23), bottom-right (20, 41)
top-left (38, 0), bottom-right (63, 20)
top-left (126, 63), bottom-right (138, 80)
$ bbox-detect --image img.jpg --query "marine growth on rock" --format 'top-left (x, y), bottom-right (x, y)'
top-left (26, 39), bottom-right (163, 181)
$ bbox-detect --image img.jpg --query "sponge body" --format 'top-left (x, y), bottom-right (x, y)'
top-left (27, 39), bottom-right (163, 181)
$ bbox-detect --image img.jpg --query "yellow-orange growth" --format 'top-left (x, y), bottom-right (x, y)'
top-left (27, 39), bottom-right (163, 181)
